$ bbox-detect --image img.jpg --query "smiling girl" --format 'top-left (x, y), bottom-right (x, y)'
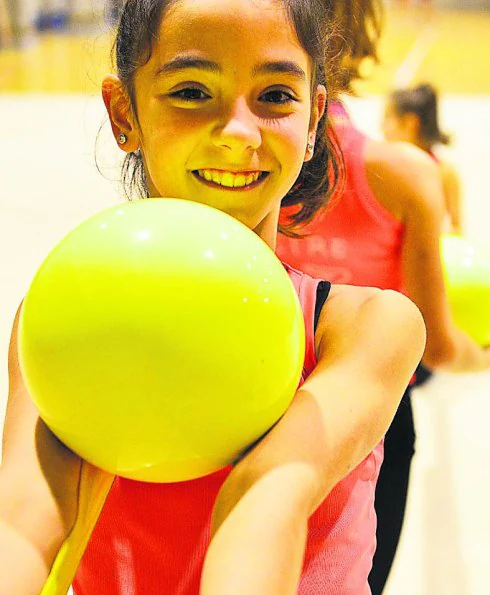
top-left (0, 1), bottom-right (425, 593)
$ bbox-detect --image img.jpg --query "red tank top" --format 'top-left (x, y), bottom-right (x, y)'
top-left (73, 265), bottom-right (380, 594)
top-left (277, 103), bottom-right (405, 293)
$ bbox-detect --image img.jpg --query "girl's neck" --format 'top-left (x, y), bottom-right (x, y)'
top-left (253, 205), bottom-right (280, 251)
top-left (415, 138), bottom-right (433, 154)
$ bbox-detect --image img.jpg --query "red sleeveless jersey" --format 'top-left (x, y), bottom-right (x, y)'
top-left (73, 265), bottom-right (380, 594)
top-left (277, 103), bottom-right (405, 293)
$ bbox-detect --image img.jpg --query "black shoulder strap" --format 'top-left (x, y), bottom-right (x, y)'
top-left (314, 281), bottom-right (331, 332)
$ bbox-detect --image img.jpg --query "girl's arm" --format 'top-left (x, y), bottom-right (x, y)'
top-left (440, 159), bottom-right (463, 235)
top-left (366, 141), bottom-right (490, 372)
top-left (201, 285), bottom-right (426, 595)
top-left (0, 305), bottom-right (82, 594)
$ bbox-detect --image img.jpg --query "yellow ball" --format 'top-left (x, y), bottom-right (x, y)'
top-left (441, 234), bottom-right (490, 346)
top-left (19, 199), bottom-right (305, 482)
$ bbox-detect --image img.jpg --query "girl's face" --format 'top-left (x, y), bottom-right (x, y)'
top-left (382, 100), bottom-right (417, 144)
top-left (105, 0), bottom-right (325, 235)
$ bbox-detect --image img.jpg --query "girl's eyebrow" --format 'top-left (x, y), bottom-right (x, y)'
top-left (155, 56), bottom-right (220, 77)
top-left (155, 55), bottom-right (306, 81)
top-left (252, 61), bottom-right (306, 81)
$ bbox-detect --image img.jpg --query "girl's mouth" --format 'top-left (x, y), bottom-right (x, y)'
top-left (192, 169), bottom-right (269, 190)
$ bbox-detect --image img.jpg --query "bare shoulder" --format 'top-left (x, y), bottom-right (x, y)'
top-left (365, 138), bottom-right (437, 177)
top-left (364, 138), bottom-right (445, 221)
top-left (315, 284), bottom-right (426, 361)
top-left (321, 284), bottom-right (418, 319)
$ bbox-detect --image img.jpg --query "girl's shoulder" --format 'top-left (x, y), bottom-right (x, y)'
top-left (315, 284), bottom-right (425, 359)
top-left (363, 139), bottom-right (445, 222)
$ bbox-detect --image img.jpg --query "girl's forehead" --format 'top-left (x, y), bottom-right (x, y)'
top-left (164, 0), bottom-right (286, 24)
top-left (148, 0), bottom-right (307, 66)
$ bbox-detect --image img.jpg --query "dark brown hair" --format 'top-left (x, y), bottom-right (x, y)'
top-left (112, 0), bottom-right (342, 232)
top-left (326, 0), bottom-right (384, 95)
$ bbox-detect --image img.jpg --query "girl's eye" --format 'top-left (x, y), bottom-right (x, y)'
top-left (260, 89), bottom-right (296, 104)
top-left (170, 87), bottom-right (210, 101)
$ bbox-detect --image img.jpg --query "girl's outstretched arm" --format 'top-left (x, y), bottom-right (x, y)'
top-left (0, 305), bottom-right (83, 594)
top-left (201, 286), bottom-right (426, 595)
top-left (440, 159), bottom-right (463, 235)
top-left (365, 141), bottom-right (489, 371)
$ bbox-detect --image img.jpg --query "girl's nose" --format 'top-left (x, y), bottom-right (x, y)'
top-left (211, 97), bottom-right (262, 153)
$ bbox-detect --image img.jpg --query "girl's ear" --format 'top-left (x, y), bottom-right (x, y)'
top-left (304, 84), bottom-right (327, 162)
top-left (102, 75), bottom-right (140, 152)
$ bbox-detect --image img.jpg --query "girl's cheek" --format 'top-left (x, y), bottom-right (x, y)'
top-left (280, 120), bottom-right (310, 155)
top-left (269, 112), bottom-right (304, 140)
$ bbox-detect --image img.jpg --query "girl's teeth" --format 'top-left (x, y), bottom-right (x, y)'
top-left (198, 170), bottom-right (262, 188)
top-left (221, 172), bottom-right (234, 187)
top-left (234, 174), bottom-right (246, 188)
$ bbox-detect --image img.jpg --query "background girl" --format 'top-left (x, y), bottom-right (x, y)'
top-left (383, 83), bottom-right (463, 234)
top-left (276, 1), bottom-right (490, 593)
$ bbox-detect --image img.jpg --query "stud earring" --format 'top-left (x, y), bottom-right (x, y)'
top-left (118, 133), bottom-right (128, 145)
top-left (307, 142), bottom-right (314, 152)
